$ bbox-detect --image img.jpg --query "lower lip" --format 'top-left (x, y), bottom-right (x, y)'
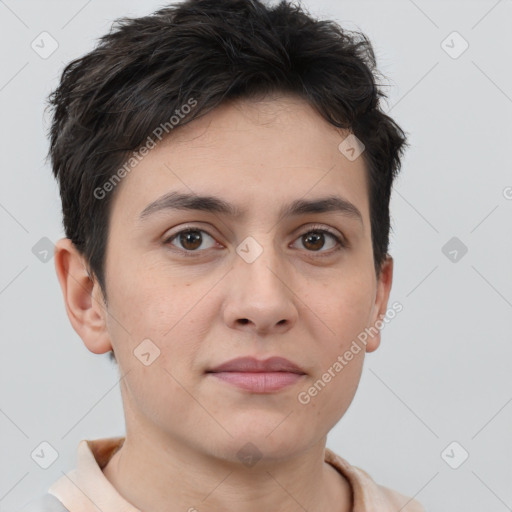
top-left (208, 372), bottom-right (304, 392)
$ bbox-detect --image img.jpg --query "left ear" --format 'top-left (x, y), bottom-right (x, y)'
top-left (365, 254), bottom-right (393, 353)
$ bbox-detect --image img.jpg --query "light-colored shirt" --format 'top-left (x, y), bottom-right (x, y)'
top-left (23, 437), bottom-right (426, 511)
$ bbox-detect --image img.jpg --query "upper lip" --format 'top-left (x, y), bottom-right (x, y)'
top-left (207, 356), bottom-right (306, 374)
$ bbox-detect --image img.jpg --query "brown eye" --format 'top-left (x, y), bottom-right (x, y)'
top-left (165, 229), bottom-right (216, 252)
top-left (302, 232), bottom-right (326, 251)
top-left (178, 230), bottom-right (202, 250)
top-left (293, 228), bottom-right (344, 253)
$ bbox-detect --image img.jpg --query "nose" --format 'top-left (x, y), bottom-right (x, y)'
top-left (222, 240), bottom-right (299, 336)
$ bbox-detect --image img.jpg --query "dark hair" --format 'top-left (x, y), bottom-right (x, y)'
top-left (47, 0), bottom-right (407, 364)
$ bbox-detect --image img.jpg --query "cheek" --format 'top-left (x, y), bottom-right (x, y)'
top-left (312, 277), bottom-right (374, 354)
top-left (295, 344), bottom-right (365, 441)
top-left (323, 354), bottom-right (364, 422)
top-left (107, 253), bottom-right (186, 331)
top-left (293, 279), bottom-right (371, 416)
top-left (107, 267), bottom-right (219, 375)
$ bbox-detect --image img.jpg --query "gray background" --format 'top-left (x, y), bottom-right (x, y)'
top-left (1, 1), bottom-right (511, 511)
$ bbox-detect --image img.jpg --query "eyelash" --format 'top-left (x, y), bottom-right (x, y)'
top-left (163, 224), bottom-right (346, 257)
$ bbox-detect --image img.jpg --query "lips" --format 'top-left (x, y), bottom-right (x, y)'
top-left (206, 356), bottom-right (306, 393)
top-left (206, 356), bottom-right (306, 374)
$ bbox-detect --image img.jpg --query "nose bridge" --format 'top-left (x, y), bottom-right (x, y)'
top-left (223, 232), bottom-right (298, 332)
top-left (235, 233), bottom-right (286, 294)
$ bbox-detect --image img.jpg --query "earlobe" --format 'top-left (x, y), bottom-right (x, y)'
top-left (54, 238), bottom-right (113, 355)
top-left (365, 255), bottom-right (394, 353)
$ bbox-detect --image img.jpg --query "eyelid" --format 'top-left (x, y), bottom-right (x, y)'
top-left (163, 223), bottom-right (221, 248)
top-left (297, 223), bottom-right (345, 242)
top-left (294, 223), bottom-right (347, 252)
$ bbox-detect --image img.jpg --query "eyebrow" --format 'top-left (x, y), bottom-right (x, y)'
top-left (138, 191), bottom-right (363, 225)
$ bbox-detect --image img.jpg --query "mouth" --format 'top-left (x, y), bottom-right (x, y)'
top-left (206, 356), bottom-right (306, 393)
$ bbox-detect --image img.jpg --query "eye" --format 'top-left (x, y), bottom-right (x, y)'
top-left (292, 226), bottom-right (345, 254)
top-left (164, 228), bottom-right (218, 253)
top-left (163, 224), bottom-right (346, 256)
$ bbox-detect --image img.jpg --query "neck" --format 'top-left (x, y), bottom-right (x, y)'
top-left (102, 430), bottom-right (352, 512)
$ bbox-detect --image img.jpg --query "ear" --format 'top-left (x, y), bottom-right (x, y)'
top-left (54, 238), bottom-right (112, 355)
top-left (365, 254), bottom-right (393, 353)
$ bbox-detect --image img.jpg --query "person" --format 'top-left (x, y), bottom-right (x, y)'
top-left (21, 0), bottom-right (426, 510)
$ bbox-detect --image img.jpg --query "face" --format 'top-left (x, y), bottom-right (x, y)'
top-left (63, 94), bottom-right (393, 463)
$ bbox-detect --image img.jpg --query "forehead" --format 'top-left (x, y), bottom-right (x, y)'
top-left (108, 94), bottom-right (370, 227)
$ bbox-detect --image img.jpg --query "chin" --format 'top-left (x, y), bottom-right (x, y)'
top-left (214, 417), bottom-right (311, 462)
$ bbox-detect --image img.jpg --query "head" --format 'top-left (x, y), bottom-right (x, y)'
top-left (50, 0), bottom-right (406, 462)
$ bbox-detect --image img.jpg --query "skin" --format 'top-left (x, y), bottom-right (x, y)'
top-left (55, 93), bottom-right (393, 512)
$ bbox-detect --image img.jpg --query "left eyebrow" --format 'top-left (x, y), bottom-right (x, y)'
top-left (138, 191), bottom-right (363, 226)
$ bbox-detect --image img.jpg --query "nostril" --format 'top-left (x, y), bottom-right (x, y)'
top-left (238, 318), bottom-right (249, 325)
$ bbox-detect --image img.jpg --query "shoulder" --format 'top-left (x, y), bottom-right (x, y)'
top-left (325, 448), bottom-right (426, 512)
top-left (356, 466), bottom-right (426, 512)
top-left (375, 481), bottom-right (426, 512)
top-left (16, 493), bottom-right (70, 512)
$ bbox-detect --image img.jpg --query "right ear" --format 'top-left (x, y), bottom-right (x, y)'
top-left (54, 238), bottom-right (113, 355)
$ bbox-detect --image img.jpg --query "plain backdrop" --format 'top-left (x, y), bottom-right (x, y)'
top-left (1, 1), bottom-right (511, 511)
